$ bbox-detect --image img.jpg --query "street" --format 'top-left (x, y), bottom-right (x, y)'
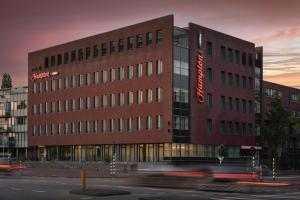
top-left (1, 175), bottom-right (300, 200)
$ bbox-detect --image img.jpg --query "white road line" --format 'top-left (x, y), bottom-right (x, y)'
top-left (80, 197), bottom-right (93, 200)
top-left (10, 187), bottom-right (22, 191)
top-left (32, 190), bottom-right (46, 193)
top-left (224, 197), bottom-right (253, 200)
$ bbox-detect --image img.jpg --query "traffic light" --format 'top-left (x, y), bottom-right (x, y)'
top-left (218, 145), bottom-right (225, 157)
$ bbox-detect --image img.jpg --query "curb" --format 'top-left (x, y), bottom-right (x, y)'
top-left (69, 189), bottom-right (131, 196)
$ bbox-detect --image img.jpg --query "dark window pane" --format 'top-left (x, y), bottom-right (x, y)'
top-left (248, 54), bottom-right (253, 67)
top-left (242, 52), bottom-right (246, 65)
top-left (146, 32), bottom-right (152, 47)
top-left (136, 34), bottom-right (143, 48)
top-left (57, 54), bottom-right (62, 65)
top-left (51, 56), bottom-right (55, 66)
top-left (86, 47), bottom-right (91, 59)
top-left (93, 45), bottom-right (98, 58)
top-left (78, 49), bottom-right (83, 61)
top-left (71, 50), bottom-right (76, 63)
top-left (221, 46), bottom-right (226, 60)
top-left (64, 52), bottom-right (69, 64)
top-left (101, 43), bottom-right (107, 57)
top-left (127, 37), bottom-right (133, 50)
top-left (44, 57), bottom-right (49, 68)
top-left (228, 48), bottom-right (233, 62)
top-left (156, 29), bottom-right (163, 44)
top-left (110, 41), bottom-right (115, 54)
top-left (118, 39), bottom-right (124, 52)
top-left (235, 50), bottom-right (240, 64)
top-left (207, 42), bottom-right (212, 56)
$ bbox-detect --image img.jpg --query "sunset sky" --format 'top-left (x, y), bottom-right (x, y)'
top-left (0, 0), bottom-right (300, 88)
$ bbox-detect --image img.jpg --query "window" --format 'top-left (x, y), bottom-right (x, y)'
top-left (119, 92), bottom-right (124, 106)
top-left (94, 71), bottom-right (99, 84)
top-left (102, 95), bottom-right (107, 108)
top-left (156, 29), bottom-right (163, 44)
top-left (146, 89), bottom-right (153, 103)
top-left (146, 32), bottom-right (152, 47)
top-left (101, 43), bottom-right (107, 57)
top-left (78, 74), bottom-right (83, 87)
top-left (102, 120), bottom-right (106, 133)
top-left (119, 118), bottom-right (124, 132)
top-left (127, 65), bottom-right (133, 79)
top-left (93, 45), bottom-right (98, 58)
top-left (146, 116), bottom-right (152, 131)
top-left (78, 121), bottom-right (82, 134)
top-left (110, 41), bottom-right (116, 54)
top-left (118, 66), bottom-right (124, 80)
top-left (94, 96), bottom-right (99, 109)
top-left (220, 46), bottom-right (226, 60)
top-left (242, 99), bottom-right (246, 113)
top-left (137, 63), bottom-right (143, 78)
top-left (137, 116), bottom-right (142, 131)
top-left (64, 52), bottom-right (69, 64)
top-left (220, 71), bottom-right (226, 85)
top-left (136, 34), bottom-right (143, 48)
top-left (228, 48), bottom-right (233, 63)
top-left (44, 81), bottom-right (48, 92)
top-left (51, 80), bottom-right (56, 91)
top-left (86, 47), bottom-right (91, 60)
top-left (57, 54), bottom-right (62, 65)
top-left (228, 121), bottom-right (233, 134)
top-left (71, 122), bottom-right (75, 134)
top-left (220, 120), bottom-right (226, 134)
top-left (118, 39), bottom-right (124, 52)
top-left (207, 68), bottom-right (212, 82)
top-left (86, 73), bottom-right (91, 86)
top-left (44, 57), bottom-right (49, 68)
top-left (247, 123), bottom-right (253, 135)
top-left (51, 56), bottom-right (55, 66)
top-left (94, 120), bottom-right (98, 133)
top-left (110, 119), bottom-right (115, 132)
top-left (33, 104), bottom-right (37, 115)
top-left (64, 123), bottom-right (69, 135)
top-left (228, 73), bottom-right (233, 86)
top-left (128, 91), bottom-right (133, 105)
top-left (57, 101), bottom-right (62, 112)
top-left (71, 98), bottom-right (75, 111)
top-left (39, 103), bottom-right (42, 114)
top-left (58, 123), bottom-right (62, 135)
top-left (235, 74), bottom-right (240, 87)
top-left (64, 100), bottom-right (68, 112)
top-left (146, 61), bottom-right (153, 76)
top-left (78, 49), bottom-right (83, 61)
top-left (248, 77), bottom-right (253, 89)
top-left (110, 68), bottom-right (115, 82)
top-left (70, 51), bottom-right (76, 64)
top-left (242, 52), bottom-right (246, 65)
top-left (45, 102), bottom-right (48, 114)
top-left (207, 42), bottom-right (212, 56)
top-left (72, 75), bottom-right (76, 88)
top-left (110, 94), bottom-right (115, 108)
top-left (137, 90), bottom-right (143, 104)
top-left (157, 87), bottom-right (163, 103)
top-left (207, 119), bottom-right (212, 134)
top-left (127, 37), bottom-right (133, 50)
top-left (221, 96), bottom-right (226, 110)
top-left (64, 77), bottom-right (69, 89)
top-left (78, 98), bottom-right (83, 111)
top-left (235, 122), bottom-right (240, 134)
top-left (235, 98), bottom-right (240, 112)
top-left (248, 54), bottom-right (253, 67)
top-left (58, 79), bottom-right (62, 90)
top-left (51, 124), bottom-right (55, 135)
top-left (157, 60), bottom-right (163, 75)
top-left (102, 70), bottom-right (107, 83)
top-left (127, 117), bottom-right (132, 132)
top-left (157, 115), bottom-right (163, 130)
top-left (235, 50), bottom-right (240, 64)
top-left (242, 76), bottom-right (246, 89)
top-left (228, 97), bottom-right (233, 111)
top-left (86, 97), bottom-right (91, 110)
top-left (207, 93), bottom-right (212, 108)
top-left (86, 121), bottom-right (90, 134)
top-left (248, 100), bottom-right (253, 113)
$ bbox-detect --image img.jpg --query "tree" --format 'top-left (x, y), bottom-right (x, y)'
top-left (1, 73), bottom-right (12, 89)
top-left (263, 99), bottom-right (293, 159)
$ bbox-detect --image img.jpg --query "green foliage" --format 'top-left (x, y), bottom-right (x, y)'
top-left (1, 73), bottom-right (12, 89)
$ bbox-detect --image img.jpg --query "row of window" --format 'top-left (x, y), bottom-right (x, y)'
top-left (206, 41), bottom-right (254, 67)
top-left (36, 30), bottom-right (164, 71)
top-left (33, 60), bottom-right (163, 94)
top-left (207, 119), bottom-right (253, 135)
top-left (207, 94), bottom-right (253, 113)
top-left (32, 115), bottom-right (163, 136)
top-left (207, 69), bottom-right (254, 89)
top-left (32, 88), bottom-right (163, 115)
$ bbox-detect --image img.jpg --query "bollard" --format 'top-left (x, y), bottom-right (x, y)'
top-left (110, 153), bottom-right (116, 176)
top-left (81, 169), bottom-right (86, 191)
top-left (272, 157), bottom-right (275, 181)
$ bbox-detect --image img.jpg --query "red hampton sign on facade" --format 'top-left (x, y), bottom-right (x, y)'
top-left (31, 72), bottom-right (50, 81)
top-left (196, 50), bottom-right (204, 103)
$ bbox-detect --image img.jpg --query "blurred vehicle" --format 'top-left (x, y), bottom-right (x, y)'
top-left (0, 157), bottom-right (26, 175)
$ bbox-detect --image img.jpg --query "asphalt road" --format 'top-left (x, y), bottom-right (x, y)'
top-left (1, 175), bottom-right (300, 200)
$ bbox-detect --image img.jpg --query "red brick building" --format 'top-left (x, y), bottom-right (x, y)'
top-left (28, 15), bottom-right (261, 161)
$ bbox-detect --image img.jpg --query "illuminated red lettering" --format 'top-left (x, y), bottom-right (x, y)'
top-left (196, 50), bottom-right (204, 103)
top-left (31, 72), bottom-right (50, 81)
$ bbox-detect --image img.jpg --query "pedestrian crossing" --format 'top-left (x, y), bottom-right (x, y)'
top-left (210, 192), bottom-right (300, 200)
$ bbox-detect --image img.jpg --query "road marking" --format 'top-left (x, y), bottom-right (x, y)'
top-left (32, 190), bottom-right (46, 193)
top-left (80, 197), bottom-right (93, 200)
top-left (10, 187), bottom-right (22, 191)
top-left (224, 197), bottom-right (252, 200)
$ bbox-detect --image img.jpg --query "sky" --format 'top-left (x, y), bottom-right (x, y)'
top-left (0, 0), bottom-right (300, 88)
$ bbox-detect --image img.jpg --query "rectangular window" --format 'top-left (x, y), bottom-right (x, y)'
top-left (127, 117), bottom-right (132, 132)
top-left (71, 98), bottom-right (75, 111)
top-left (207, 42), bottom-right (212, 56)
top-left (248, 54), bottom-right (253, 67)
top-left (146, 116), bottom-right (152, 131)
top-left (235, 50), bottom-right (240, 64)
top-left (102, 95), bottom-right (107, 108)
top-left (64, 123), bottom-right (68, 135)
top-left (127, 65), bottom-right (133, 79)
top-left (110, 94), bottom-right (115, 108)
top-left (119, 93), bottom-right (124, 106)
top-left (137, 90), bottom-right (143, 104)
top-left (86, 121), bottom-right (90, 134)
top-left (220, 120), bottom-right (226, 134)
top-left (58, 78), bottom-right (62, 90)
top-left (228, 73), bottom-right (233, 86)
top-left (156, 29), bottom-right (163, 44)
top-left (118, 39), bottom-right (124, 52)
top-left (86, 97), bottom-right (90, 110)
top-left (58, 123), bottom-right (62, 135)
top-left (146, 32), bottom-right (152, 47)
top-left (157, 115), bottom-right (163, 130)
top-left (110, 41), bottom-right (116, 54)
top-left (248, 100), bottom-right (253, 113)
top-left (64, 77), bottom-right (68, 89)
top-left (207, 119), bottom-right (212, 134)
top-left (119, 118), bottom-right (124, 132)
top-left (45, 102), bottom-right (48, 114)
top-left (51, 124), bottom-right (55, 135)
top-left (247, 123), bottom-right (253, 135)
top-left (128, 91), bottom-right (133, 105)
top-left (235, 122), bottom-right (240, 134)
top-left (78, 98), bottom-right (83, 111)
top-left (136, 34), bottom-right (143, 48)
top-left (86, 73), bottom-right (91, 86)
top-left (146, 89), bottom-right (153, 103)
top-left (71, 50), bottom-right (76, 63)
top-left (64, 52), bottom-right (69, 64)
top-left (57, 54), bottom-right (62, 65)
top-left (157, 87), bottom-right (163, 103)
top-left (118, 66), bottom-right (124, 80)
top-left (94, 71), bottom-right (99, 84)
top-left (44, 81), bottom-right (48, 92)
top-left (101, 43), bottom-right (107, 57)
top-left (57, 100), bottom-right (62, 112)
top-left (51, 56), bottom-right (55, 66)
top-left (228, 97), bottom-right (233, 111)
top-left (86, 47), bottom-right (91, 60)
top-left (221, 71), bottom-right (226, 85)
top-left (242, 52), bottom-right (246, 65)
top-left (242, 76), bottom-right (246, 89)
top-left (110, 68), bottom-right (115, 82)
top-left (102, 70), bottom-right (107, 83)
top-left (146, 61), bottom-right (153, 76)
top-left (228, 121), bottom-right (233, 134)
top-left (51, 80), bottom-right (56, 91)
top-left (235, 74), bottom-right (240, 87)
top-left (78, 74), bottom-right (83, 87)
top-left (137, 63), bottom-right (143, 78)
top-left (64, 100), bottom-right (68, 112)
top-left (220, 46), bottom-right (226, 60)
top-left (127, 37), bottom-right (133, 50)
top-left (248, 77), bottom-right (253, 89)
top-left (102, 120), bottom-right (106, 133)
top-left (71, 122), bottom-right (75, 134)
top-left (235, 98), bottom-right (240, 112)
top-left (207, 93), bottom-right (212, 108)
top-left (157, 60), bottom-right (163, 75)
top-left (110, 119), bottom-right (115, 132)
top-left (228, 48), bottom-right (233, 63)
top-left (137, 116), bottom-right (142, 131)
top-left (94, 96), bottom-right (99, 109)
top-left (72, 75), bottom-right (76, 88)
top-left (44, 57), bottom-right (49, 68)
top-left (78, 121), bottom-right (82, 134)
top-left (94, 120), bottom-right (98, 133)
top-left (78, 49), bottom-right (83, 61)
top-left (93, 45), bottom-right (98, 58)
top-left (221, 96), bottom-right (226, 110)
top-left (207, 68), bottom-right (212, 82)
